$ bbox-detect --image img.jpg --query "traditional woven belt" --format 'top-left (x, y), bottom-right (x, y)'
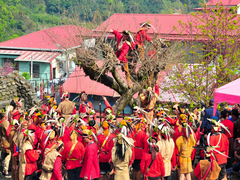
top-left (42, 168), bottom-right (53, 173)
top-left (67, 158), bottom-right (80, 161)
top-left (144, 108), bottom-right (154, 112)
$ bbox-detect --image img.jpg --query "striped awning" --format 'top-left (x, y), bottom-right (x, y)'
top-left (0, 50), bottom-right (60, 63)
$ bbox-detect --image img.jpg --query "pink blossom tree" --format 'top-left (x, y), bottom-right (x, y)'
top-left (163, 3), bottom-right (240, 105)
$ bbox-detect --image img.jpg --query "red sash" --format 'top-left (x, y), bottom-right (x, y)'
top-left (6, 125), bottom-right (12, 139)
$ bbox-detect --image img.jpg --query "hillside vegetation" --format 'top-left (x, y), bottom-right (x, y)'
top-left (0, 0), bottom-right (203, 42)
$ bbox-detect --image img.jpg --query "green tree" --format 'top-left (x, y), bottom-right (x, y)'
top-left (164, 3), bottom-right (240, 105)
top-left (21, 72), bottom-right (31, 80)
top-left (0, 0), bottom-right (16, 41)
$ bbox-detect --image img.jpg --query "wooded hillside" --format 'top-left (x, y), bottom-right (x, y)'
top-left (0, 0), bottom-right (203, 42)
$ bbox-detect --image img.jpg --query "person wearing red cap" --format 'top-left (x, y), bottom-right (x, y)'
top-left (140, 137), bottom-right (165, 180)
top-left (109, 29), bottom-right (133, 88)
top-left (19, 129), bottom-right (41, 180)
top-left (62, 130), bottom-right (85, 180)
top-left (57, 92), bottom-right (76, 121)
top-left (80, 129), bottom-right (100, 180)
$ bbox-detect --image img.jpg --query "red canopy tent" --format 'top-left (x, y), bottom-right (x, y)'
top-left (213, 78), bottom-right (240, 115)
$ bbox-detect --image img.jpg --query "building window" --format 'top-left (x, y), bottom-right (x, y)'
top-left (29, 64), bottom-right (40, 78)
top-left (2, 58), bottom-right (15, 65)
top-left (53, 68), bottom-right (56, 79)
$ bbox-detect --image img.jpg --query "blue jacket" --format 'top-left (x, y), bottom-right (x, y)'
top-left (200, 107), bottom-right (220, 133)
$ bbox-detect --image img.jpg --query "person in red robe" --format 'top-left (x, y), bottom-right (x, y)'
top-left (109, 29), bottom-right (133, 88)
top-left (209, 118), bottom-right (229, 180)
top-left (97, 121), bottom-right (115, 180)
top-left (132, 120), bottom-right (148, 180)
top-left (19, 129), bottom-right (41, 180)
top-left (220, 110), bottom-right (234, 176)
top-left (140, 137), bottom-right (165, 180)
top-left (134, 21), bottom-right (155, 63)
top-left (41, 96), bottom-right (51, 115)
top-left (40, 140), bottom-right (64, 180)
top-left (194, 146), bottom-right (221, 180)
top-left (62, 130), bottom-right (85, 180)
top-left (79, 92), bottom-right (95, 122)
top-left (80, 129), bottom-right (100, 180)
top-left (10, 98), bottom-right (22, 120)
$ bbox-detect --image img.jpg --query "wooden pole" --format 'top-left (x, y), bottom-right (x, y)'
top-left (123, 108), bottom-right (125, 119)
top-left (99, 103), bottom-right (102, 123)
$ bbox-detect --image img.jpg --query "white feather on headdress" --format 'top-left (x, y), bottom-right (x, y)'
top-left (43, 129), bottom-right (54, 147)
top-left (206, 133), bottom-right (229, 158)
top-left (29, 106), bottom-right (37, 117)
top-left (207, 118), bottom-right (231, 136)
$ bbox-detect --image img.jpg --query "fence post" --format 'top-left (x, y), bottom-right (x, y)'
top-left (99, 103), bottom-right (102, 123)
top-left (47, 79), bottom-right (49, 96)
top-left (123, 108), bottom-right (125, 120)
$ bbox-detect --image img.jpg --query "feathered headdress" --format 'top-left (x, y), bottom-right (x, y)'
top-left (23, 129), bottom-right (35, 144)
top-left (182, 122), bottom-right (196, 140)
top-left (193, 133), bottom-right (230, 172)
top-left (61, 92), bottom-right (69, 99)
top-left (116, 133), bottom-right (134, 156)
top-left (140, 20), bottom-right (157, 32)
top-left (207, 117), bottom-right (231, 136)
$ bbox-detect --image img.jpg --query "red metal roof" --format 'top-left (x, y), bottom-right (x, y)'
top-left (95, 13), bottom-right (191, 38)
top-left (206, 0), bottom-right (240, 6)
top-left (63, 66), bottom-right (121, 97)
top-left (0, 50), bottom-right (60, 63)
top-left (63, 62), bottom-right (142, 98)
top-left (94, 13), bottom-right (240, 41)
top-left (0, 25), bottom-right (90, 51)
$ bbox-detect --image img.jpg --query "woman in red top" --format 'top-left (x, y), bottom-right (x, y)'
top-left (140, 137), bottom-right (165, 180)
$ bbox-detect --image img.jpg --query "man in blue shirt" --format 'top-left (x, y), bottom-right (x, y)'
top-left (200, 99), bottom-right (220, 145)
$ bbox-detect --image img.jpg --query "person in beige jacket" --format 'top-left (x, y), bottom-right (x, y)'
top-left (157, 126), bottom-right (175, 180)
top-left (111, 133), bottom-right (134, 180)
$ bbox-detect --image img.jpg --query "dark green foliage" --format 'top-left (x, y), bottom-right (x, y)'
top-left (0, 0), bottom-right (203, 42)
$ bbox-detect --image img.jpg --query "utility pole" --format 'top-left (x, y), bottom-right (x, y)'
top-left (31, 54), bottom-right (33, 85)
top-left (66, 53), bottom-right (70, 78)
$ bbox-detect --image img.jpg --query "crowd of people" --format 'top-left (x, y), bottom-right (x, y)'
top-left (0, 89), bottom-right (240, 180)
top-left (1, 21), bottom-right (240, 180)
